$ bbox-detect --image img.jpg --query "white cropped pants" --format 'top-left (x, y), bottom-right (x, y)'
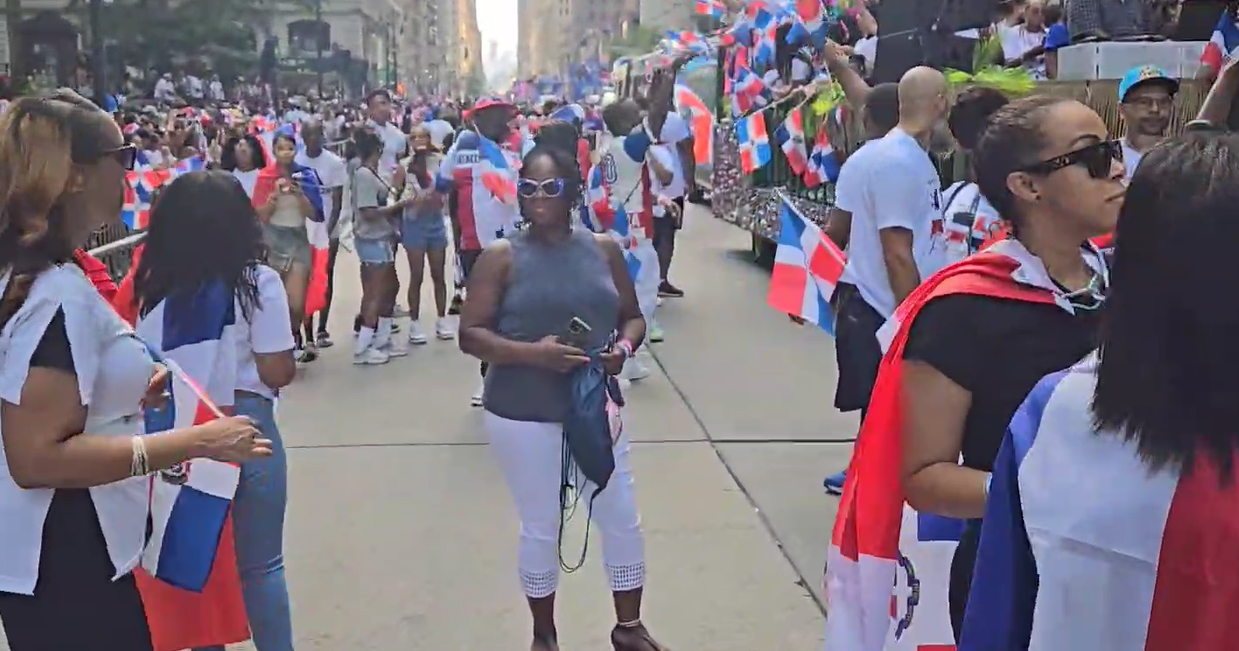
top-left (631, 239), bottom-right (660, 326)
top-left (484, 412), bottom-right (646, 599)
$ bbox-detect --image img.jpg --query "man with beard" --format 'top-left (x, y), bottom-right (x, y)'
top-left (1116, 65), bottom-right (1177, 182)
top-left (437, 97), bottom-right (532, 405)
top-left (823, 67), bottom-right (950, 494)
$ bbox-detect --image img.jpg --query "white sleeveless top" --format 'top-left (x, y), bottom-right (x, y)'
top-left (0, 265), bottom-right (153, 595)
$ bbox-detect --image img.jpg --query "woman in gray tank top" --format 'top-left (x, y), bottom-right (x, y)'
top-left (459, 133), bottom-right (669, 651)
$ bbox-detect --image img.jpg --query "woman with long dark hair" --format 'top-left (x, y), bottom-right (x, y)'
top-left (133, 171), bottom-right (298, 651)
top-left (824, 95), bottom-right (1125, 647)
top-left (959, 133), bottom-right (1239, 650)
top-left (0, 90), bottom-right (267, 651)
top-left (221, 133), bottom-right (267, 197)
top-left (351, 126), bottom-right (411, 364)
top-left (459, 138), bottom-right (668, 651)
top-left (253, 132), bottom-right (324, 363)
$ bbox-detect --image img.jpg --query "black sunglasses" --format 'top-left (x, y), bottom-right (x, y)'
top-left (100, 144), bottom-right (138, 171)
top-left (1019, 139), bottom-right (1122, 180)
top-left (517, 178), bottom-right (566, 199)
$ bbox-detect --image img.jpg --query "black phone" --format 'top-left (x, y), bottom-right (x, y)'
top-left (559, 317), bottom-right (592, 349)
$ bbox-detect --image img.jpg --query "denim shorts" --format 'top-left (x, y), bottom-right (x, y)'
top-left (401, 213), bottom-right (448, 251)
top-left (263, 223), bottom-right (312, 272)
top-left (354, 236), bottom-right (395, 265)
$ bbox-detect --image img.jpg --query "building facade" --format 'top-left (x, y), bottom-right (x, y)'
top-left (518, 0), bottom-right (637, 80)
top-left (638, 0), bottom-right (695, 33)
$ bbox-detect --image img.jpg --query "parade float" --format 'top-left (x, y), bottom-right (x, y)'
top-left (698, 1), bottom-right (1214, 264)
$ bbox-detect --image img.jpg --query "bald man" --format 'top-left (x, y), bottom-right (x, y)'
top-left (823, 66), bottom-right (950, 494)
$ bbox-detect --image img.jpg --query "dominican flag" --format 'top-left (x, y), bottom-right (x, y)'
top-left (478, 135), bottom-right (519, 206)
top-left (775, 107), bottom-right (810, 175)
top-left (767, 196), bottom-right (844, 335)
top-left (825, 241), bottom-right (1063, 651)
top-left (736, 112), bottom-right (772, 173)
top-left (252, 162), bottom-right (330, 316)
top-left (134, 280), bottom-right (250, 651)
top-left (960, 351), bottom-right (1239, 650)
top-left (804, 127), bottom-right (842, 187)
top-left (731, 67), bottom-right (770, 116)
top-left (695, 0), bottom-right (725, 17)
top-left (1201, 11), bottom-right (1239, 71)
top-left (674, 84), bottom-right (716, 167)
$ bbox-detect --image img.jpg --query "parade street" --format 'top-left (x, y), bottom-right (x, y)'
top-left (2, 207), bottom-right (862, 651)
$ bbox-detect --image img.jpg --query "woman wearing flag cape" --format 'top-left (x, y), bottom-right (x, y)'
top-left (960, 134), bottom-right (1239, 651)
top-left (824, 95), bottom-right (1126, 649)
top-left (0, 90), bottom-right (270, 651)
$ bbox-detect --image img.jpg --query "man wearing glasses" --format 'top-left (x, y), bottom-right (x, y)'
top-left (1117, 66), bottom-right (1178, 182)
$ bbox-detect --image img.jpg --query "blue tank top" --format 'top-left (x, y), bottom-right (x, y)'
top-left (483, 228), bottom-right (619, 423)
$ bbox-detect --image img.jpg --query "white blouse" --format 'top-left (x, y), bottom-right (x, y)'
top-left (0, 265), bottom-right (153, 596)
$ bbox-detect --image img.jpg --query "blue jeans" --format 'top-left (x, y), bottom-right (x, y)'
top-left (196, 393), bottom-right (294, 651)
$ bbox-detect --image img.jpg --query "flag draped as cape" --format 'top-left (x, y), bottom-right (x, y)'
top-left (824, 241), bottom-right (1062, 651)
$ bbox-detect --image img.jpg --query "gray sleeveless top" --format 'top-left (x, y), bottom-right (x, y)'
top-left (483, 228), bottom-right (620, 423)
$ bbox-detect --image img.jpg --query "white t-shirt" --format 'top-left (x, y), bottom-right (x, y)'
top-left (836, 128), bottom-right (946, 317)
top-left (649, 145), bottom-right (684, 216)
top-left (999, 25), bottom-right (1048, 78)
top-left (232, 168), bottom-right (260, 198)
top-left (367, 119), bottom-right (408, 181)
top-left (0, 265), bottom-right (154, 596)
top-left (295, 149), bottom-right (347, 217)
top-left (658, 114), bottom-right (691, 199)
top-left (234, 266), bottom-right (295, 399)
top-left (854, 36), bottom-right (878, 75)
top-left (940, 181), bottom-right (1003, 264)
top-left (1121, 139), bottom-right (1144, 183)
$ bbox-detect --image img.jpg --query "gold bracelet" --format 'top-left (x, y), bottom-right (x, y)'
top-left (130, 436), bottom-right (150, 477)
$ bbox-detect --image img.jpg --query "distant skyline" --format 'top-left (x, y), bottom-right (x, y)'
top-left (476, 0), bottom-right (518, 68)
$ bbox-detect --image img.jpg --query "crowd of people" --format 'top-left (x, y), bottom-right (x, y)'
top-left (0, 36), bottom-right (702, 649)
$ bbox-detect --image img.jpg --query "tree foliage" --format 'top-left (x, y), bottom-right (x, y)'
top-left (95, 0), bottom-right (314, 79)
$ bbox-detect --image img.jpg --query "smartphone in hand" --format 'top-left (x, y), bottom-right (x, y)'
top-left (558, 317), bottom-right (592, 350)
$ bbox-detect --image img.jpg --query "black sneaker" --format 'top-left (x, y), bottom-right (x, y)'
top-left (316, 331), bottom-right (334, 348)
top-left (658, 281), bottom-right (685, 298)
top-left (448, 294), bottom-right (464, 315)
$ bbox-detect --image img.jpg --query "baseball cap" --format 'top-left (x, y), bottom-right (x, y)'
top-left (1118, 65), bottom-right (1179, 102)
top-left (465, 96), bottom-right (515, 120)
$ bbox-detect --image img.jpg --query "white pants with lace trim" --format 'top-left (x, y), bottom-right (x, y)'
top-left (484, 411), bottom-right (646, 599)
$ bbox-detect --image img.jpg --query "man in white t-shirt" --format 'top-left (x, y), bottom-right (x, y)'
top-left (824, 67), bottom-right (948, 494)
top-left (1116, 65), bottom-right (1176, 182)
top-left (640, 101), bottom-right (693, 306)
top-left (365, 88), bottom-right (409, 181)
top-left (294, 119), bottom-right (348, 351)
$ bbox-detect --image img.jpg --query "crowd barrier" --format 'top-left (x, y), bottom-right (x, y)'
top-left (87, 137), bottom-right (351, 280)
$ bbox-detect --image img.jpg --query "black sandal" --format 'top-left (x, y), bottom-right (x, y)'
top-left (610, 623), bottom-right (669, 651)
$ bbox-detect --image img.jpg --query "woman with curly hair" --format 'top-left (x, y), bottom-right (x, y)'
top-left (221, 132), bottom-right (268, 197)
top-left (133, 171), bottom-right (299, 651)
top-left (0, 89), bottom-right (269, 651)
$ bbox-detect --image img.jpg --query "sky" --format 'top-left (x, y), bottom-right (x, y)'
top-left (476, 0), bottom-right (519, 67)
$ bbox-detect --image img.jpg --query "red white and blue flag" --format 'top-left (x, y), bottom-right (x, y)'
top-left (775, 107), bottom-right (810, 175)
top-left (824, 241), bottom-right (1090, 651)
top-left (695, 0), bottom-right (726, 18)
top-left (1202, 11), bottom-right (1239, 71)
top-left (134, 279), bottom-right (250, 651)
top-left (767, 196), bottom-right (845, 335)
top-left (736, 112), bottom-right (772, 173)
top-left (961, 350), bottom-right (1239, 650)
top-left (808, 126), bottom-right (843, 186)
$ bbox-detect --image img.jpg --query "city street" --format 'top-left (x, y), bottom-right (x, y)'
top-left (3, 207), bottom-right (862, 651)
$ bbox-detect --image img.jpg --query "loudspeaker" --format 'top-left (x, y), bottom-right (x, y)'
top-left (872, 31), bottom-right (978, 83)
top-left (869, 0), bottom-right (998, 83)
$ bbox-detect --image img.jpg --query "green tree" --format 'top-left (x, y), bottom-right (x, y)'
top-left (95, 0), bottom-right (312, 79)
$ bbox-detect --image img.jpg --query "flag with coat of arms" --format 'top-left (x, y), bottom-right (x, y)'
top-left (585, 156), bottom-right (643, 281)
top-left (774, 107), bottom-right (810, 175)
top-left (133, 279), bottom-right (250, 651)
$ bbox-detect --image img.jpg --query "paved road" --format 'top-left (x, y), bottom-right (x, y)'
top-left (3, 206), bottom-right (862, 650)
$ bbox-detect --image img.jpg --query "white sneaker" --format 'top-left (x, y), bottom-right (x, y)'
top-left (657, 295), bottom-right (664, 307)
top-left (649, 320), bottom-right (665, 343)
top-left (621, 358), bottom-right (651, 382)
top-left (380, 341), bottom-right (410, 358)
top-left (471, 379), bottom-right (484, 407)
top-left (353, 347), bottom-right (390, 365)
top-left (435, 317), bottom-right (456, 340)
top-left (407, 320), bottom-right (429, 345)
